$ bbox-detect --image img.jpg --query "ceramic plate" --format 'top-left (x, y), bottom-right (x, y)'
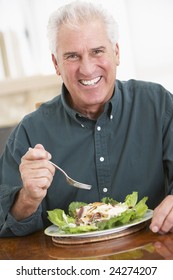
top-left (44, 209), bottom-right (153, 238)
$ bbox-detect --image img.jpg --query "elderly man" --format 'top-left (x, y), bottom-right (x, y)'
top-left (0, 1), bottom-right (173, 237)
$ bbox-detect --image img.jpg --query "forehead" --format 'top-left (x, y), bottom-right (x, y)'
top-left (57, 20), bottom-right (110, 52)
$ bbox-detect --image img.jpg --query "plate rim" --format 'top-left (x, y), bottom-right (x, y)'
top-left (44, 209), bottom-right (153, 238)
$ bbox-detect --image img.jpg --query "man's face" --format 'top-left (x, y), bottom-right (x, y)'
top-left (53, 19), bottom-right (120, 116)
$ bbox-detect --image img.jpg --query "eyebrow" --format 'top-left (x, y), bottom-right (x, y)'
top-left (92, 46), bottom-right (106, 51)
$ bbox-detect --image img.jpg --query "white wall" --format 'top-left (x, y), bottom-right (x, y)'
top-left (0, 0), bottom-right (172, 92)
top-left (125, 0), bottom-right (173, 91)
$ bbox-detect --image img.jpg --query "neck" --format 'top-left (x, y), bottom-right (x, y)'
top-left (75, 104), bottom-right (104, 120)
top-left (66, 95), bottom-right (105, 120)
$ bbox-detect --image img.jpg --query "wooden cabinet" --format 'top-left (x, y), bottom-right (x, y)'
top-left (0, 74), bottom-right (62, 127)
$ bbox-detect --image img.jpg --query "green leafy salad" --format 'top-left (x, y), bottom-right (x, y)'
top-left (47, 192), bottom-right (148, 234)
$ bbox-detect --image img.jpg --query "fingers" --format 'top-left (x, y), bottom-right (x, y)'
top-left (20, 144), bottom-right (55, 178)
top-left (19, 144), bottom-right (55, 202)
top-left (150, 195), bottom-right (173, 234)
top-left (26, 144), bottom-right (52, 160)
top-left (20, 158), bottom-right (55, 177)
top-left (34, 143), bottom-right (45, 150)
top-left (20, 160), bottom-right (55, 186)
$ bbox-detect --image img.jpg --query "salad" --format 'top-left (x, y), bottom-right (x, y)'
top-left (47, 192), bottom-right (148, 234)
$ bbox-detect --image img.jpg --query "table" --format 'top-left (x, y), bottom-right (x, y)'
top-left (0, 225), bottom-right (173, 260)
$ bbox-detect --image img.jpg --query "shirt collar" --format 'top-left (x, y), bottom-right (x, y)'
top-left (61, 82), bottom-right (120, 122)
top-left (108, 81), bottom-right (120, 120)
top-left (61, 84), bottom-right (80, 123)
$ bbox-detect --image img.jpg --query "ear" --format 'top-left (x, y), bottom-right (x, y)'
top-left (114, 43), bottom-right (120, 66)
top-left (52, 54), bottom-right (61, 75)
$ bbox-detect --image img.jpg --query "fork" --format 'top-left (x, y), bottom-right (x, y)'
top-left (49, 161), bottom-right (92, 190)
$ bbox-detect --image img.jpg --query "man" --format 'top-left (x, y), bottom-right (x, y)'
top-left (0, 1), bottom-right (173, 237)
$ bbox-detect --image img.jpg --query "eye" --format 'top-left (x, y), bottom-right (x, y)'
top-left (65, 53), bottom-right (79, 61)
top-left (92, 48), bottom-right (105, 57)
top-left (94, 49), bottom-right (102, 54)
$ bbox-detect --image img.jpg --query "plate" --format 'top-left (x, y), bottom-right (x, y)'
top-left (44, 209), bottom-right (153, 239)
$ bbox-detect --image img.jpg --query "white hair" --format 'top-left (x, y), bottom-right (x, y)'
top-left (47, 1), bottom-right (119, 56)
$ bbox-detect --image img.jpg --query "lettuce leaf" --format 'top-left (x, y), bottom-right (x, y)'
top-left (124, 191), bottom-right (138, 207)
top-left (47, 208), bottom-right (97, 233)
top-left (101, 197), bottom-right (118, 205)
top-left (47, 209), bottom-right (75, 227)
top-left (133, 196), bottom-right (148, 219)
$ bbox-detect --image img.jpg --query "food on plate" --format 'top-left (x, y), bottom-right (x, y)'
top-left (75, 201), bottom-right (128, 225)
top-left (47, 192), bottom-right (149, 234)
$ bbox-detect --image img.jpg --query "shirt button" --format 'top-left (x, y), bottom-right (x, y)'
top-left (81, 124), bottom-right (85, 128)
top-left (100, 157), bottom-right (104, 162)
top-left (103, 188), bottom-right (108, 193)
top-left (110, 115), bottom-right (113, 120)
top-left (97, 126), bottom-right (101, 131)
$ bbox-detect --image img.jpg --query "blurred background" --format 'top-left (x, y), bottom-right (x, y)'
top-left (0, 0), bottom-right (173, 127)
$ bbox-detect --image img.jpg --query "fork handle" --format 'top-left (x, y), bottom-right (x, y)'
top-left (49, 161), bottom-right (68, 177)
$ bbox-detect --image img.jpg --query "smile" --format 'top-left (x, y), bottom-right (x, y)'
top-left (79, 76), bottom-right (102, 86)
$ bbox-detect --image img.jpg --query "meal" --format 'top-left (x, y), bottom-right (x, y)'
top-left (75, 202), bottom-right (129, 225)
top-left (47, 192), bottom-right (148, 234)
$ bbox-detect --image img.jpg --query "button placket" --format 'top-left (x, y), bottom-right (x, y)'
top-left (94, 118), bottom-right (111, 195)
top-left (97, 124), bottom-right (105, 164)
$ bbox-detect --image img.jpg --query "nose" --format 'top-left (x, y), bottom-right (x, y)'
top-left (79, 55), bottom-right (96, 76)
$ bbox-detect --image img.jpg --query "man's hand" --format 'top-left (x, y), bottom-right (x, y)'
top-left (19, 144), bottom-right (55, 202)
top-left (10, 144), bottom-right (55, 220)
top-left (150, 195), bottom-right (173, 234)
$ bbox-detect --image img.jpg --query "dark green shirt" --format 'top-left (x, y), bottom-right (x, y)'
top-left (0, 79), bottom-right (173, 236)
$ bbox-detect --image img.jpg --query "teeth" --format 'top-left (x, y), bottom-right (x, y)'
top-left (80, 76), bottom-right (101, 86)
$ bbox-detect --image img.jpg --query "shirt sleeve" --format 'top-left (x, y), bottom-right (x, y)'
top-left (162, 91), bottom-right (173, 195)
top-left (0, 184), bottom-right (43, 237)
top-left (0, 125), bottom-right (44, 237)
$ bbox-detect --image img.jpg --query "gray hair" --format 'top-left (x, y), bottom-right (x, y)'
top-left (47, 1), bottom-right (119, 56)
